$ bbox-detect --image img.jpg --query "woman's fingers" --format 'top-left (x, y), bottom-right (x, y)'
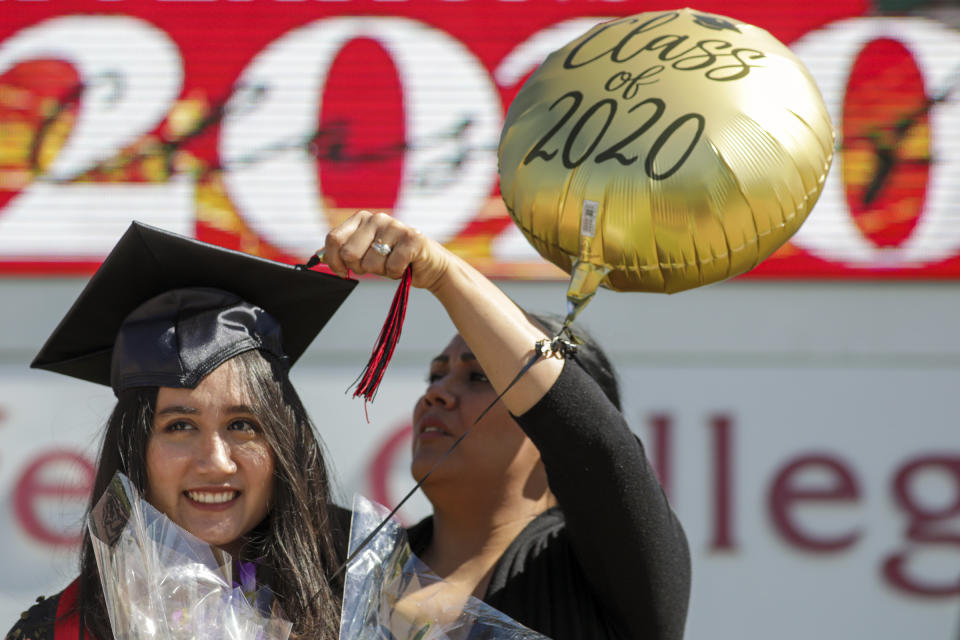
top-left (323, 212), bottom-right (367, 278)
top-left (340, 211), bottom-right (388, 275)
top-left (358, 215), bottom-right (408, 276)
top-left (325, 211), bottom-right (427, 280)
top-left (383, 226), bottom-right (423, 279)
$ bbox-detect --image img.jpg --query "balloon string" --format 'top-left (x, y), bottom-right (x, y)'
top-left (324, 333), bottom-right (578, 586)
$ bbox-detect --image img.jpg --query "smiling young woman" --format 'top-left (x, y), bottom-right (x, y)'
top-left (145, 358), bottom-right (277, 555)
top-left (6, 223), bottom-right (356, 640)
top-left (73, 348), bottom-right (348, 640)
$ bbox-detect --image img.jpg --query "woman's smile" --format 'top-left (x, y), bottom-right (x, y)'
top-left (184, 488), bottom-right (242, 508)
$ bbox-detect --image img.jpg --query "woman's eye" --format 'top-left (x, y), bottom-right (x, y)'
top-left (426, 372), bottom-right (443, 383)
top-left (164, 420), bottom-right (193, 432)
top-left (229, 419), bottom-right (259, 433)
top-left (470, 371), bottom-right (490, 383)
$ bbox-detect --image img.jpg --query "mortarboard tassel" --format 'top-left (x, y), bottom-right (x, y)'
top-left (297, 252), bottom-right (411, 410)
top-left (350, 265), bottom-right (412, 406)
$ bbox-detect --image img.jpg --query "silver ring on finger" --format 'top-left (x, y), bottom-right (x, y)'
top-left (371, 240), bottom-right (393, 257)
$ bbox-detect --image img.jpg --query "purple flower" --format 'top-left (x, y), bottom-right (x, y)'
top-left (236, 560), bottom-right (258, 593)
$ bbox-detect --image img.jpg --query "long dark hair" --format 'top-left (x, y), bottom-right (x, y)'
top-left (528, 312), bottom-right (622, 411)
top-left (76, 349), bottom-right (343, 640)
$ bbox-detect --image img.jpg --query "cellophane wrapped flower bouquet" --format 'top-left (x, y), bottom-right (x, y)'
top-left (339, 495), bottom-right (548, 640)
top-left (88, 472), bottom-right (293, 640)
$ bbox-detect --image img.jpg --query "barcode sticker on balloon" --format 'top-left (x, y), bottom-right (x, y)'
top-left (581, 200), bottom-right (599, 238)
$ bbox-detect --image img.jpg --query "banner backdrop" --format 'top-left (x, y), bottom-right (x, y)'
top-left (2, 341), bottom-right (959, 639)
top-left (2, 0), bottom-right (960, 278)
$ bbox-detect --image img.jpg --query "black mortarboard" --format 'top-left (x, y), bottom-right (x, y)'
top-left (31, 221), bottom-right (356, 395)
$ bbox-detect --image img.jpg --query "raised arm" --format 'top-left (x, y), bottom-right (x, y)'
top-left (323, 210), bottom-right (562, 414)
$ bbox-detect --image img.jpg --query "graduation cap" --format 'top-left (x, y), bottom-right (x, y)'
top-left (31, 221), bottom-right (357, 395)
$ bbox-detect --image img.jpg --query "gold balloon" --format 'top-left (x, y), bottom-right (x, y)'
top-left (498, 8), bottom-right (835, 322)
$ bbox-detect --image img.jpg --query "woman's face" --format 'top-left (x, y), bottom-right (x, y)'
top-left (411, 335), bottom-right (543, 490)
top-left (146, 358), bottom-right (275, 551)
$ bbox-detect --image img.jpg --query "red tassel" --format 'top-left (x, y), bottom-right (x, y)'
top-left (351, 265), bottom-right (412, 407)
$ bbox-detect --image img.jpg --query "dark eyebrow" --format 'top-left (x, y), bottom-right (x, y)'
top-left (155, 405), bottom-right (198, 417)
top-left (154, 404), bottom-right (257, 417)
top-left (226, 404), bottom-right (257, 415)
top-left (430, 353), bottom-right (478, 365)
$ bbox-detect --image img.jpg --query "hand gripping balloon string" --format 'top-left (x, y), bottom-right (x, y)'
top-left (314, 329), bottom-right (578, 599)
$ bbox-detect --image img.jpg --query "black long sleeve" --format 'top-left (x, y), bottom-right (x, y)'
top-left (509, 360), bottom-right (690, 640)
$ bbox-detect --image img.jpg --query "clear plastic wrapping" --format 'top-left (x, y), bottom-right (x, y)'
top-left (88, 472), bottom-right (293, 640)
top-left (88, 475), bottom-right (545, 640)
top-left (339, 495), bottom-right (548, 640)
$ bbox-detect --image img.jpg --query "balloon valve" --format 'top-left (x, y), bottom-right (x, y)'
top-left (563, 259), bottom-right (610, 326)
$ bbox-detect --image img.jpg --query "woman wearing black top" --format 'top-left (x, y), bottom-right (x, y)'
top-left (324, 211), bottom-right (691, 640)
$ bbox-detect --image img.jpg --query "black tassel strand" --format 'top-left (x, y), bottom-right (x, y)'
top-left (350, 265), bottom-right (413, 406)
